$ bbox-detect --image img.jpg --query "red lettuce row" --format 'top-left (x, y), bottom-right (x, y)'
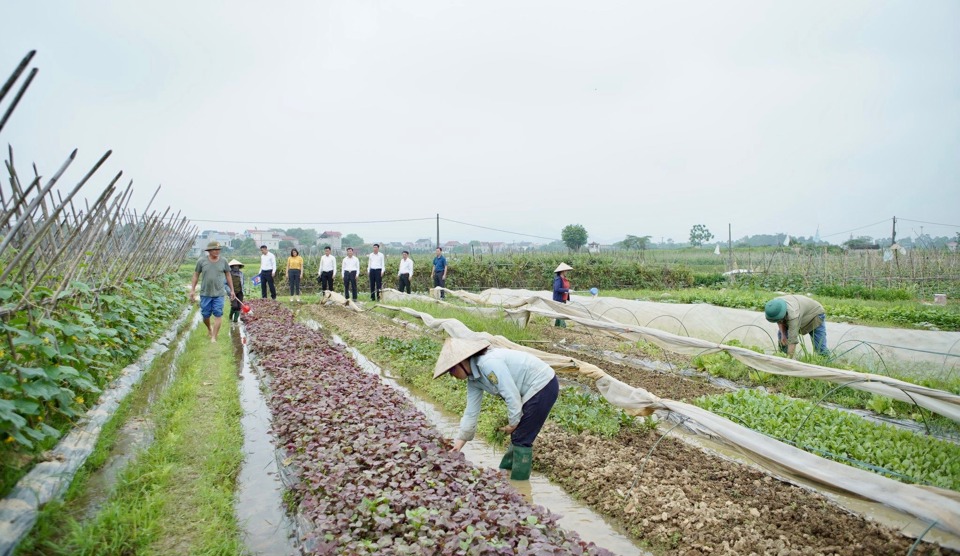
top-left (243, 299), bottom-right (612, 556)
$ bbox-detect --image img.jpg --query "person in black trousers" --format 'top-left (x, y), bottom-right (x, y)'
top-left (341, 247), bottom-right (359, 301)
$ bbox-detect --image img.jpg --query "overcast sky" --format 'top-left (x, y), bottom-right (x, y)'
top-left (2, 1), bottom-right (958, 246)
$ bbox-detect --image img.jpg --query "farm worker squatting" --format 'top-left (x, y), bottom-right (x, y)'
top-left (764, 295), bottom-right (828, 358)
top-left (189, 241), bottom-right (236, 343)
top-left (552, 262), bottom-right (573, 327)
top-left (434, 338), bottom-right (559, 481)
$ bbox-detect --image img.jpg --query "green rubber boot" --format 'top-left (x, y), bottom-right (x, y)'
top-left (498, 445), bottom-right (514, 471)
top-left (509, 446), bottom-right (533, 481)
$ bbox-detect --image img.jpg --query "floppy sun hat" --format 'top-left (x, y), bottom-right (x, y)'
top-left (228, 259), bottom-right (244, 267)
top-left (764, 298), bottom-right (787, 322)
top-left (433, 338), bottom-right (491, 379)
top-left (554, 262), bottom-right (573, 273)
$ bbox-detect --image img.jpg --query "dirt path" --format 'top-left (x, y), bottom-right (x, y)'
top-left (295, 303), bottom-right (955, 555)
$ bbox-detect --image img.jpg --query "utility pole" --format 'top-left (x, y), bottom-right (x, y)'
top-left (891, 216), bottom-right (897, 245)
top-left (436, 213), bottom-right (440, 249)
top-left (728, 223), bottom-right (733, 271)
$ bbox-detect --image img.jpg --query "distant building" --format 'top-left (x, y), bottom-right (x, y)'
top-left (246, 229), bottom-right (282, 250)
top-left (319, 231), bottom-right (342, 252)
top-left (415, 238), bottom-right (434, 250)
top-left (190, 230), bottom-right (240, 257)
top-left (588, 242), bottom-right (602, 254)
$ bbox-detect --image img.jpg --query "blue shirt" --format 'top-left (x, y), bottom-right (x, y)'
top-left (433, 255), bottom-right (447, 273)
top-left (456, 348), bottom-right (556, 442)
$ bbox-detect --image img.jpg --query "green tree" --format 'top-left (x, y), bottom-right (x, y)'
top-left (342, 233), bottom-right (364, 249)
top-left (689, 224), bottom-right (714, 247)
top-left (285, 228), bottom-right (317, 248)
top-left (232, 238), bottom-right (258, 256)
top-left (619, 234), bottom-right (651, 251)
top-left (561, 224), bottom-right (588, 252)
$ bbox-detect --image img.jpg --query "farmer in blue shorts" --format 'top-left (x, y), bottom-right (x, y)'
top-left (190, 241), bottom-right (236, 342)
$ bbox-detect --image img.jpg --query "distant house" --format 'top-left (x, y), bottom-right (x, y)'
top-left (948, 241), bottom-right (958, 253)
top-left (443, 240), bottom-right (462, 252)
top-left (587, 242), bottom-right (602, 254)
top-left (246, 229), bottom-right (282, 250)
top-left (319, 231), bottom-right (342, 252)
top-left (190, 230), bottom-right (240, 257)
top-left (281, 235), bottom-right (300, 249)
top-left (414, 238), bottom-right (434, 251)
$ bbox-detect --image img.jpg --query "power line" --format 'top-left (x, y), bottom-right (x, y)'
top-left (820, 218), bottom-right (892, 239)
top-left (133, 214), bottom-right (436, 226)
top-left (439, 217), bottom-right (560, 242)
top-left (898, 218), bottom-right (960, 229)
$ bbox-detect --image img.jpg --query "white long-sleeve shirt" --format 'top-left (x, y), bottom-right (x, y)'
top-left (367, 252), bottom-right (385, 272)
top-left (259, 252), bottom-right (277, 273)
top-left (398, 257), bottom-right (413, 277)
top-left (341, 255), bottom-right (360, 276)
top-left (318, 254), bottom-right (337, 275)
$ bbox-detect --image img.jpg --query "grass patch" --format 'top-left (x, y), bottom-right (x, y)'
top-left (17, 320), bottom-right (245, 555)
top-left (374, 299), bottom-right (539, 344)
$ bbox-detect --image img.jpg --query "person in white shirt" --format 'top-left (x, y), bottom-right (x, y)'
top-left (397, 250), bottom-right (414, 294)
top-left (317, 245), bottom-right (337, 292)
top-left (341, 247), bottom-right (360, 301)
top-left (367, 243), bottom-right (386, 301)
top-left (259, 245), bottom-right (277, 300)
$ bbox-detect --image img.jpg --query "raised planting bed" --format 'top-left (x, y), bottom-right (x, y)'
top-left (301, 301), bottom-right (959, 555)
top-left (242, 299), bottom-right (613, 555)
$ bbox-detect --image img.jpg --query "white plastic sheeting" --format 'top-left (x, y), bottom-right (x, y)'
top-left (373, 297), bottom-right (960, 539)
top-left (451, 288), bottom-right (960, 380)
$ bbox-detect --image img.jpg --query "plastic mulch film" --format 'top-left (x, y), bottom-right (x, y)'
top-left (0, 308), bottom-right (194, 556)
top-left (411, 289), bottom-right (960, 424)
top-left (374, 300), bottom-right (960, 540)
top-left (457, 288), bottom-right (960, 379)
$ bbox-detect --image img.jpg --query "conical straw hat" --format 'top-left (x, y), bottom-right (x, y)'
top-left (554, 262), bottom-right (573, 273)
top-left (433, 338), bottom-right (491, 379)
top-left (228, 259), bottom-right (244, 267)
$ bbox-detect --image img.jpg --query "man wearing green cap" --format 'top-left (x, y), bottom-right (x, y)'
top-left (764, 295), bottom-right (828, 357)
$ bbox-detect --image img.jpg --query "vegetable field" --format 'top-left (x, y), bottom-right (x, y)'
top-left (297, 297), bottom-right (959, 555)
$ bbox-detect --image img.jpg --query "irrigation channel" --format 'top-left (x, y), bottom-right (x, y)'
top-left (233, 326), bottom-right (301, 555)
top-left (298, 318), bottom-right (649, 555)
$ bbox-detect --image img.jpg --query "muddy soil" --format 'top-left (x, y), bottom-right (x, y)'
top-left (294, 303), bottom-right (954, 555)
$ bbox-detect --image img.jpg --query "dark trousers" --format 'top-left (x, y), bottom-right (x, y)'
top-left (288, 269), bottom-right (301, 296)
top-left (369, 269), bottom-right (382, 300)
top-left (229, 291), bottom-right (244, 322)
top-left (343, 271), bottom-right (358, 300)
top-left (511, 376), bottom-right (559, 448)
top-left (260, 271), bottom-right (276, 299)
top-left (319, 270), bottom-right (334, 292)
top-left (433, 271), bottom-right (446, 298)
top-left (398, 273), bottom-right (411, 294)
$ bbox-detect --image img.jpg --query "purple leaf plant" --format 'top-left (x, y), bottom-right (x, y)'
top-left (243, 299), bottom-right (613, 556)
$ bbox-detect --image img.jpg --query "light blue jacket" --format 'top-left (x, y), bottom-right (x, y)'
top-left (456, 349), bottom-right (556, 442)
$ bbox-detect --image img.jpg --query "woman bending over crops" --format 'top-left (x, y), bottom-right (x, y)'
top-left (434, 338), bottom-right (559, 481)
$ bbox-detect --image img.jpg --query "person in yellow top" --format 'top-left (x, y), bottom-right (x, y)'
top-left (287, 248), bottom-right (305, 302)
top-left (764, 295), bottom-right (828, 358)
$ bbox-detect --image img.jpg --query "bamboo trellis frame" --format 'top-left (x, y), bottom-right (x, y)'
top-left (0, 51), bottom-right (197, 326)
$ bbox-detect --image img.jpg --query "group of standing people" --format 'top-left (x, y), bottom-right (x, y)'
top-left (251, 244), bottom-right (451, 302)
